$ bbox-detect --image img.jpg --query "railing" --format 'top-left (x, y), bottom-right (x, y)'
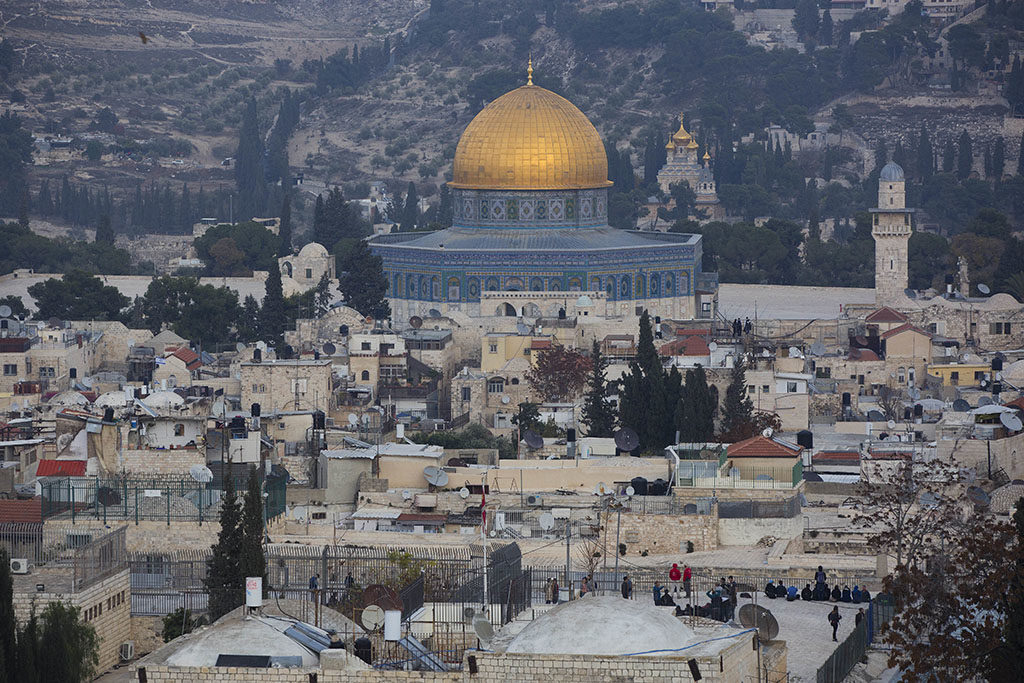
top-left (399, 575), bottom-right (424, 620)
top-left (718, 496), bottom-right (801, 519)
top-left (815, 594), bottom-right (895, 683)
top-left (73, 526), bottom-right (127, 591)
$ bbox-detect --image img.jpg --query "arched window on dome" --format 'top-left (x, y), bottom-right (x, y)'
top-left (665, 274), bottom-right (674, 296)
top-left (431, 277), bottom-right (440, 301)
top-left (408, 277), bottom-right (418, 298)
top-left (606, 279), bottom-right (615, 300)
top-left (447, 277), bottom-right (461, 302)
top-left (569, 277), bottom-right (582, 291)
top-left (420, 276), bottom-right (429, 300)
top-left (506, 277), bottom-right (524, 291)
top-left (485, 277), bottom-right (500, 291)
top-left (650, 274), bottom-right (660, 297)
top-left (621, 276), bottom-right (631, 299)
top-left (548, 279), bottom-right (561, 291)
top-left (468, 277), bottom-right (481, 300)
top-left (393, 274), bottom-right (402, 297)
top-left (530, 277), bottom-right (544, 292)
top-left (636, 277), bottom-right (645, 299)
top-left (282, 262), bottom-right (293, 278)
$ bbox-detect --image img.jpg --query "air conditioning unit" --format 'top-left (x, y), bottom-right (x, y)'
top-left (119, 641), bottom-right (134, 661)
top-left (9, 558), bottom-right (28, 574)
top-left (526, 495), bottom-right (543, 506)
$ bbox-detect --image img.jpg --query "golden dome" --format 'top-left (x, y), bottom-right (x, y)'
top-left (450, 84), bottom-right (611, 191)
top-left (687, 139), bottom-right (699, 150)
top-left (672, 114), bottom-right (691, 143)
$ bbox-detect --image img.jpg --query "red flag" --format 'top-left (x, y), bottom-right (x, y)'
top-left (481, 486), bottom-right (486, 528)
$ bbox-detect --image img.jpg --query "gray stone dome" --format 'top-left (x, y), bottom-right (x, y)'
top-left (505, 595), bottom-right (698, 656)
top-left (879, 162), bottom-right (905, 182)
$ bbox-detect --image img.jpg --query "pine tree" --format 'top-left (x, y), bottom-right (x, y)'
top-left (957, 130), bottom-right (973, 180)
top-left (792, 0), bottom-right (820, 45)
top-left (313, 272), bottom-right (332, 316)
top-left (678, 366), bottom-right (715, 442)
top-left (720, 359), bottom-right (754, 437)
top-left (581, 339), bottom-right (616, 437)
top-left (205, 476), bottom-right (243, 622)
top-left (943, 140), bottom-right (956, 173)
top-left (239, 467), bottom-right (267, 592)
top-left (278, 191), bottom-right (292, 257)
top-left (15, 613), bottom-right (39, 683)
top-left (0, 548), bottom-right (15, 683)
top-left (94, 214), bottom-right (114, 244)
top-left (337, 240), bottom-right (390, 319)
top-left (259, 266), bottom-right (286, 350)
top-left (993, 137), bottom-right (1006, 180)
top-left (916, 125), bottom-right (933, 181)
top-left (618, 311), bottom-right (678, 451)
top-left (401, 181), bottom-right (419, 231)
top-left (819, 10), bottom-right (833, 46)
top-left (235, 98), bottom-right (266, 221)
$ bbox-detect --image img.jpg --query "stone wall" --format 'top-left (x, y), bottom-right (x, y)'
top-left (45, 519), bottom-right (221, 553)
top-left (120, 448), bottom-right (206, 476)
top-left (13, 569), bottom-right (131, 674)
top-left (718, 516), bottom-right (804, 546)
top-left (619, 511), bottom-right (718, 555)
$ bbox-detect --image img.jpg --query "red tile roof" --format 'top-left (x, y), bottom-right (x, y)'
top-left (865, 307), bottom-right (908, 323)
top-left (0, 498), bottom-right (42, 523)
top-left (36, 459), bottom-right (87, 477)
top-left (880, 322), bottom-right (931, 340)
top-left (1002, 397), bottom-right (1024, 411)
top-left (727, 435), bottom-right (803, 458)
top-left (812, 450), bottom-right (860, 463)
top-left (169, 347), bottom-right (202, 370)
top-left (847, 348), bottom-right (880, 362)
top-left (530, 339), bottom-right (552, 350)
top-left (659, 336), bottom-right (711, 357)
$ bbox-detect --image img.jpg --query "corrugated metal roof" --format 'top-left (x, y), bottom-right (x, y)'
top-left (352, 508), bottom-right (402, 519)
top-left (322, 449), bottom-right (376, 460)
top-left (0, 498), bottom-right (42, 523)
top-left (36, 459), bottom-right (87, 477)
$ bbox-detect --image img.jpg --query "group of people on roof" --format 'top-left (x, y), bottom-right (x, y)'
top-left (764, 565), bottom-right (870, 604)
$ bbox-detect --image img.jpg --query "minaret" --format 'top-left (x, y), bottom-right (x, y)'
top-left (871, 162), bottom-right (913, 307)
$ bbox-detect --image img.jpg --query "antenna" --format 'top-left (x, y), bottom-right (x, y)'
top-left (189, 464), bottom-right (213, 484)
top-left (614, 427), bottom-right (640, 452)
top-left (738, 604), bottom-right (780, 642)
top-left (1001, 412), bottom-right (1023, 432)
top-left (361, 605), bottom-right (385, 631)
top-left (538, 512), bottom-right (555, 530)
top-left (523, 430), bottom-right (544, 450)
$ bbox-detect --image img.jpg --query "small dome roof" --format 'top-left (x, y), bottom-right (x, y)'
top-left (94, 391), bottom-right (128, 408)
top-left (1003, 359), bottom-right (1024, 381)
top-left (879, 162), bottom-right (905, 182)
top-left (49, 391), bottom-right (89, 406)
top-left (143, 390), bottom-right (185, 409)
top-left (505, 596), bottom-right (698, 656)
top-left (298, 242), bottom-right (329, 259)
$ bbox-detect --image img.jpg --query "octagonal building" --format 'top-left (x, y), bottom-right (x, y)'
top-left (369, 71), bottom-right (718, 322)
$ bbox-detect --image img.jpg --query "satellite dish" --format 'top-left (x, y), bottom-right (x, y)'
top-left (189, 464), bottom-right (213, 484)
top-left (953, 399), bottom-right (971, 412)
top-left (904, 288), bottom-right (916, 300)
top-left (409, 316), bottom-right (423, 329)
top-left (1001, 413), bottom-right (1023, 432)
top-left (738, 604), bottom-right (780, 641)
top-left (402, 490), bottom-right (412, 500)
top-left (908, 387), bottom-right (921, 401)
top-left (361, 605), bottom-right (385, 631)
top-left (501, 396), bottom-right (511, 404)
top-left (523, 430), bottom-right (544, 450)
top-left (625, 485), bottom-right (635, 497)
top-left (708, 342), bottom-right (718, 352)
top-left (979, 396), bottom-right (994, 407)
top-left (472, 617), bottom-right (494, 645)
top-left (236, 342), bottom-right (247, 353)
top-left (788, 346), bottom-right (800, 358)
top-left (539, 512), bottom-right (555, 530)
top-left (967, 486), bottom-right (991, 507)
top-left (423, 466), bottom-right (449, 487)
top-left (614, 427), bottom-right (640, 452)
top-left (459, 487), bottom-right (470, 499)
top-left (887, 420), bottom-right (896, 430)
top-left (761, 427), bottom-right (773, 438)
top-left (809, 341), bottom-right (827, 357)
top-left (0, 305), bottom-right (11, 318)
top-left (323, 342), bottom-right (337, 356)
top-left (978, 284), bottom-right (991, 295)
top-left (348, 413), bottom-right (358, 426)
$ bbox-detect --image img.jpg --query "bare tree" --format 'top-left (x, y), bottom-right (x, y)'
top-left (876, 385), bottom-right (904, 422)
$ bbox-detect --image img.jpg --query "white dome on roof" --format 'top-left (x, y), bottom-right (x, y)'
top-left (298, 242), bottom-right (329, 259)
top-left (1004, 360), bottom-right (1024, 381)
top-left (49, 391), bottom-right (88, 406)
top-left (143, 390), bottom-right (185, 409)
top-left (505, 595), bottom-right (698, 656)
top-left (94, 391), bottom-right (128, 408)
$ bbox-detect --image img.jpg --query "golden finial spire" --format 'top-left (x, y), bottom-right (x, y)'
top-left (527, 55), bottom-right (533, 85)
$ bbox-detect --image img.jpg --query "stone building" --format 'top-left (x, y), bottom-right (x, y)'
top-left (279, 242), bottom-right (335, 292)
top-left (657, 115), bottom-right (723, 220)
top-left (241, 358), bottom-right (333, 414)
top-left (371, 67), bottom-right (718, 322)
top-left (871, 162), bottom-right (913, 308)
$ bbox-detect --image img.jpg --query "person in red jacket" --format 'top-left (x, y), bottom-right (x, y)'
top-left (669, 563), bottom-right (681, 596)
top-left (683, 564), bottom-right (692, 599)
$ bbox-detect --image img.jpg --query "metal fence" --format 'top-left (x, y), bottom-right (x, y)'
top-left (718, 496), bottom-right (801, 519)
top-left (39, 474), bottom-right (286, 524)
top-left (73, 526), bottom-right (127, 591)
top-left (816, 595), bottom-right (895, 683)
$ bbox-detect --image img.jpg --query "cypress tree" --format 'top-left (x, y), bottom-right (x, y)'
top-left (943, 140), bottom-right (956, 174)
top-left (337, 240), bottom-right (390, 320)
top-left (0, 548), bottom-right (15, 683)
top-left (916, 125), bottom-right (933, 181)
top-left (1018, 131), bottom-right (1024, 176)
top-left (259, 266), bottom-right (286, 350)
top-left (720, 359), bottom-right (754, 438)
top-left (643, 132), bottom-right (667, 188)
top-left (819, 10), bottom-right (833, 46)
top-left (15, 613), bottom-right (40, 683)
top-left (94, 214), bottom-right (114, 245)
top-left (239, 467), bottom-right (267, 593)
top-left (581, 339), bottom-right (616, 438)
top-left (678, 365), bottom-right (715, 442)
top-left (205, 476), bottom-right (243, 622)
top-left (401, 181), bottom-right (419, 231)
top-left (993, 137), bottom-right (1006, 180)
top-left (957, 130), bottom-right (973, 180)
top-left (618, 311), bottom-right (676, 451)
top-left (235, 98), bottom-right (266, 220)
top-left (278, 191), bottom-right (292, 257)
top-left (984, 143), bottom-right (994, 179)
